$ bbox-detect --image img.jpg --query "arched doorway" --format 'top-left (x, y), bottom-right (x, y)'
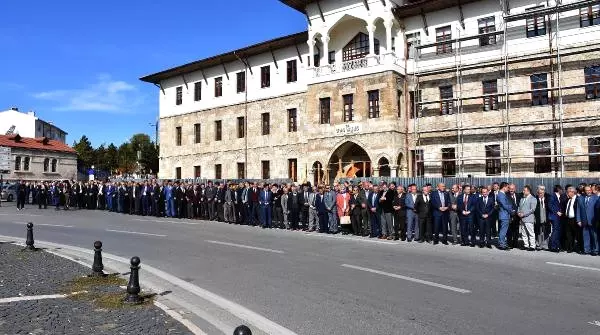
top-left (378, 157), bottom-right (391, 177)
top-left (312, 161), bottom-right (324, 186)
top-left (328, 142), bottom-right (371, 183)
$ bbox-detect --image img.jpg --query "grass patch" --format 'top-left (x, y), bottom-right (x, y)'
top-left (64, 275), bottom-right (127, 292)
top-left (63, 275), bottom-right (154, 309)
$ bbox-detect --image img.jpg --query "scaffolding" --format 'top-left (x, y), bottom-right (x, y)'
top-left (409, 0), bottom-right (600, 178)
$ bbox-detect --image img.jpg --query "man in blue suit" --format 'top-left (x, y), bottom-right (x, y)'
top-left (477, 187), bottom-right (496, 248)
top-left (430, 183), bottom-right (450, 245)
top-left (576, 185), bottom-right (598, 255)
top-left (548, 185), bottom-right (566, 252)
top-left (496, 182), bottom-right (513, 250)
top-left (368, 186), bottom-right (381, 238)
top-left (457, 185), bottom-right (477, 247)
top-left (259, 186), bottom-right (273, 229)
top-left (165, 182), bottom-right (174, 218)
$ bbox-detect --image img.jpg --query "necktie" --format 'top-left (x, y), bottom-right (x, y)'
top-left (586, 196), bottom-right (589, 206)
top-left (464, 195), bottom-right (467, 207)
top-left (484, 197), bottom-right (487, 205)
top-left (440, 192), bottom-right (444, 207)
top-left (425, 195), bottom-right (428, 203)
top-left (567, 198), bottom-right (572, 217)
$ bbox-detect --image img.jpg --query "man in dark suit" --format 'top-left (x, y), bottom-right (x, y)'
top-left (287, 185), bottom-right (301, 230)
top-left (507, 183), bottom-right (521, 248)
top-left (534, 186), bottom-right (551, 250)
top-left (457, 185), bottom-right (477, 247)
top-left (563, 186), bottom-right (579, 253)
top-left (477, 187), bottom-right (496, 248)
top-left (247, 183), bottom-right (259, 226)
top-left (414, 185), bottom-right (432, 243)
top-left (548, 185), bottom-right (566, 252)
top-left (315, 187), bottom-right (328, 233)
top-left (205, 181), bottom-right (216, 221)
top-left (430, 183), bottom-right (450, 245)
top-left (235, 182), bottom-right (246, 224)
top-left (215, 182), bottom-right (224, 222)
top-left (367, 185), bottom-right (380, 238)
top-left (259, 185), bottom-right (272, 228)
top-left (393, 185), bottom-right (407, 241)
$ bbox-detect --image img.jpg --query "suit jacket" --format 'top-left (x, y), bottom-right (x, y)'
top-left (430, 190), bottom-right (450, 217)
top-left (393, 192), bottom-right (407, 218)
top-left (457, 193), bottom-right (476, 219)
top-left (258, 189), bottom-right (272, 206)
top-left (414, 193), bottom-right (431, 218)
top-left (315, 193), bottom-right (327, 214)
top-left (405, 193), bottom-right (418, 213)
top-left (576, 194), bottom-right (598, 226)
top-left (534, 194), bottom-right (551, 225)
top-left (378, 189), bottom-right (395, 213)
top-left (477, 194), bottom-right (496, 219)
top-left (324, 191), bottom-right (336, 211)
top-left (287, 192), bottom-right (301, 210)
top-left (350, 193), bottom-right (363, 214)
top-left (367, 191), bottom-right (379, 212)
top-left (205, 186), bottom-right (216, 201)
top-left (548, 192), bottom-right (566, 222)
top-left (496, 191), bottom-right (513, 220)
top-left (518, 194), bottom-right (538, 223)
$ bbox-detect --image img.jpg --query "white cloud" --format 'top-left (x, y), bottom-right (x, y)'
top-left (32, 74), bottom-right (144, 113)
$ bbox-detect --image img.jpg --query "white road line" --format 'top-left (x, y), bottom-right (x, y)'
top-left (341, 264), bottom-right (471, 294)
top-left (37, 223), bottom-right (74, 228)
top-left (105, 229), bottom-right (167, 237)
top-left (0, 291), bottom-right (86, 304)
top-left (131, 218), bottom-right (201, 225)
top-left (546, 262), bottom-right (600, 272)
top-left (154, 301), bottom-right (208, 335)
top-left (205, 240), bottom-right (285, 254)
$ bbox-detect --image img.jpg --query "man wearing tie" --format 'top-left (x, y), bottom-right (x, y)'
top-left (457, 185), bottom-right (476, 247)
top-left (576, 185), bottom-right (598, 255)
top-left (430, 183), bottom-right (450, 245)
top-left (415, 185), bottom-right (432, 243)
top-left (563, 186), bottom-right (578, 253)
top-left (368, 186), bottom-right (381, 238)
top-left (534, 185), bottom-right (551, 250)
top-left (517, 185), bottom-right (538, 251)
top-left (404, 184), bottom-right (420, 242)
top-left (477, 187), bottom-right (496, 248)
top-left (496, 182), bottom-right (513, 250)
top-left (507, 184), bottom-right (521, 248)
top-left (549, 185), bottom-right (566, 252)
top-left (259, 186), bottom-right (272, 229)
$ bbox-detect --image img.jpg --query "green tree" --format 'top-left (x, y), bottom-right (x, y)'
top-left (105, 143), bottom-right (119, 174)
top-left (72, 135), bottom-right (94, 169)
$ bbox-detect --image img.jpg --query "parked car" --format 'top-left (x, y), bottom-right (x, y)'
top-left (1, 184), bottom-right (17, 202)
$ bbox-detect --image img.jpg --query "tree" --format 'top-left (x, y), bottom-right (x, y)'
top-left (105, 143), bottom-right (119, 174)
top-left (72, 135), bottom-right (94, 170)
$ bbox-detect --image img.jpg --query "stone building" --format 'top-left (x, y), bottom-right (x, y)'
top-left (0, 134), bottom-right (77, 181)
top-left (141, 0), bottom-right (600, 182)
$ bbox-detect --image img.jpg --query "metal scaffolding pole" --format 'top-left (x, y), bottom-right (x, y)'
top-left (501, 0), bottom-right (511, 177)
top-left (555, 0), bottom-right (566, 177)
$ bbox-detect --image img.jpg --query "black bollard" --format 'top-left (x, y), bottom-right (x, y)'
top-left (91, 241), bottom-right (104, 276)
top-left (25, 222), bottom-right (35, 251)
top-left (233, 325), bottom-right (252, 335)
top-left (124, 256), bottom-right (143, 304)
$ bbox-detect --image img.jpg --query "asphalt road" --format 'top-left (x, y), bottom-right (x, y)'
top-left (1, 204), bottom-right (599, 335)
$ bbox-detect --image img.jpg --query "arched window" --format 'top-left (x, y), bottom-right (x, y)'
top-left (23, 157), bottom-right (30, 171)
top-left (51, 159), bottom-right (57, 172)
top-left (14, 156), bottom-right (21, 171)
top-left (343, 32), bottom-right (379, 61)
top-left (43, 158), bottom-right (50, 172)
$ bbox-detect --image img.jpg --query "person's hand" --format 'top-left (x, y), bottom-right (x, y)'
top-left (578, 222), bottom-right (583, 227)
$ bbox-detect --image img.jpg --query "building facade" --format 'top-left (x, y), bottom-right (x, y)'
top-left (141, 0), bottom-right (600, 182)
top-left (0, 134), bottom-right (77, 181)
top-left (0, 107), bottom-right (68, 143)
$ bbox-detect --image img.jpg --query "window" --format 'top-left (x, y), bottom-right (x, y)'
top-left (320, 97), bottom-right (330, 124)
top-left (441, 148), bottom-right (456, 177)
top-left (236, 71), bottom-right (245, 93)
top-left (313, 52), bottom-right (320, 67)
top-left (215, 77), bottom-right (222, 97)
top-left (194, 82), bottom-right (202, 101)
top-left (411, 149), bottom-right (424, 177)
top-left (43, 158), bottom-right (49, 172)
top-left (409, 90), bottom-right (422, 119)
top-left (485, 145), bottom-right (501, 175)
top-left (194, 123), bottom-right (201, 144)
top-left (534, 141), bottom-right (552, 173)
top-left (261, 113), bottom-right (270, 135)
top-left (482, 80), bottom-right (499, 111)
top-left (261, 66), bottom-right (270, 88)
top-left (14, 156), bottom-right (21, 171)
top-left (531, 73), bottom-right (549, 106)
top-left (288, 108), bottom-right (297, 132)
top-left (588, 137), bottom-right (600, 172)
top-left (584, 65), bottom-right (600, 99)
top-left (23, 157), bottom-right (29, 171)
top-left (175, 126), bottom-right (182, 146)
top-left (580, 5), bottom-right (600, 27)
top-left (175, 167), bottom-right (182, 179)
top-left (368, 90), bottom-right (380, 118)
top-left (328, 51), bottom-right (336, 64)
top-left (343, 94), bottom-right (354, 122)
top-left (194, 165), bottom-right (201, 178)
top-left (215, 120), bottom-right (222, 141)
top-left (391, 37), bottom-right (396, 52)
top-left (478, 16), bottom-right (496, 46)
top-left (397, 90), bottom-right (403, 118)
top-left (436, 26), bottom-right (452, 54)
top-left (406, 32), bottom-right (420, 59)
top-left (176, 86), bottom-right (183, 105)
top-left (342, 32), bottom-right (379, 61)
top-left (287, 60), bottom-right (297, 83)
top-left (237, 117), bottom-right (245, 138)
top-left (440, 86), bottom-right (454, 115)
top-left (526, 6), bottom-right (546, 37)
top-left (288, 159), bottom-right (297, 182)
top-left (237, 163), bottom-right (245, 179)
top-left (261, 160), bottom-right (270, 179)
top-left (215, 164), bottom-right (222, 180)
top-left (51, 159), bottom-right (57, 172)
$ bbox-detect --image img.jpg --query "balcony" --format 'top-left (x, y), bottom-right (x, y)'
top-left (311, 53), bottom-right (406, 82)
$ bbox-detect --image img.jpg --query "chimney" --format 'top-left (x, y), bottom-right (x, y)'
top-left (10, 107), bottom-right (18, 111)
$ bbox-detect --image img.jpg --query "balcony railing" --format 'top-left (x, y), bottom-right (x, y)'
top-left (312, 53), bottom-right (404, 78)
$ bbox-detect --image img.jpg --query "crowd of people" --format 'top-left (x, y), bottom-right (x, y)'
top-left (7, 179), bottom-right (600, 255)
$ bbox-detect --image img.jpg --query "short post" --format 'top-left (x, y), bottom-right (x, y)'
top-left (25, 222), bottom-right (35, 251)
top-left (91, 241), bottom-right (104, 276)
top-left (233, 325), bottom-right (252, 335)
top-left (124, 256), bottom-right (143, 304)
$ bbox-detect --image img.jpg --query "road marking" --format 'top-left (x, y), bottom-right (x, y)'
top-left (205, 240), bottom-right (285, 254)
top-left (37, 223), bottom-right (74, 228)
top-left (131, 218), bottom-right (201, 225)
top-left (341, 264), bottom-right (471, 294)
top-left (0, 291), bottom-right (86, 304)
top-left (546, 262), bottom-right (600, 272)
top-left (154, 300), bottom-right (208, 335)
top-left (105, 229), bottom-right (167, 237)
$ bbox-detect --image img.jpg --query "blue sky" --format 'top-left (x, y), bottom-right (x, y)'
top-left (0, 0), bottom-right (305, 147)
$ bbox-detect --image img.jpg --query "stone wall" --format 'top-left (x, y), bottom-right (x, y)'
top-left (5, 149), bottom-right (77, 181)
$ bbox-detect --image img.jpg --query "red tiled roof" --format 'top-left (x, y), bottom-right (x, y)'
top-left (0, 134), bottom-right (76, 154)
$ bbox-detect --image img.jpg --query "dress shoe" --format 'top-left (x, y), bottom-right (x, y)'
top-left (442, 241), bottom-right (449, 245)
top-left (486, 244), bottom-right (492, 249)
top-left (417, 239), bottom-right (424, 243)
top-left (433, 240), bottom-right (439, 245)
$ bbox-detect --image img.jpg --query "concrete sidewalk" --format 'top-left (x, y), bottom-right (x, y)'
top-left (0, 242), bottom-right (194, 335)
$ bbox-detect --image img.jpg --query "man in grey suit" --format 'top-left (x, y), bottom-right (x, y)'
top-left (449, 184), bottom-right (460, 244)
top-left (359, 182), bottom-right (371, 236)
top-left (405, 184), bottom-right (420, 242)
top-left (307, 188), bottom-right (318, 232)
top-left (281, 188), bottom-right (289, 229)
top-left (518, 185), bottom-right (538, 251)
top-left (324, 185), bottom-right (338, 234)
